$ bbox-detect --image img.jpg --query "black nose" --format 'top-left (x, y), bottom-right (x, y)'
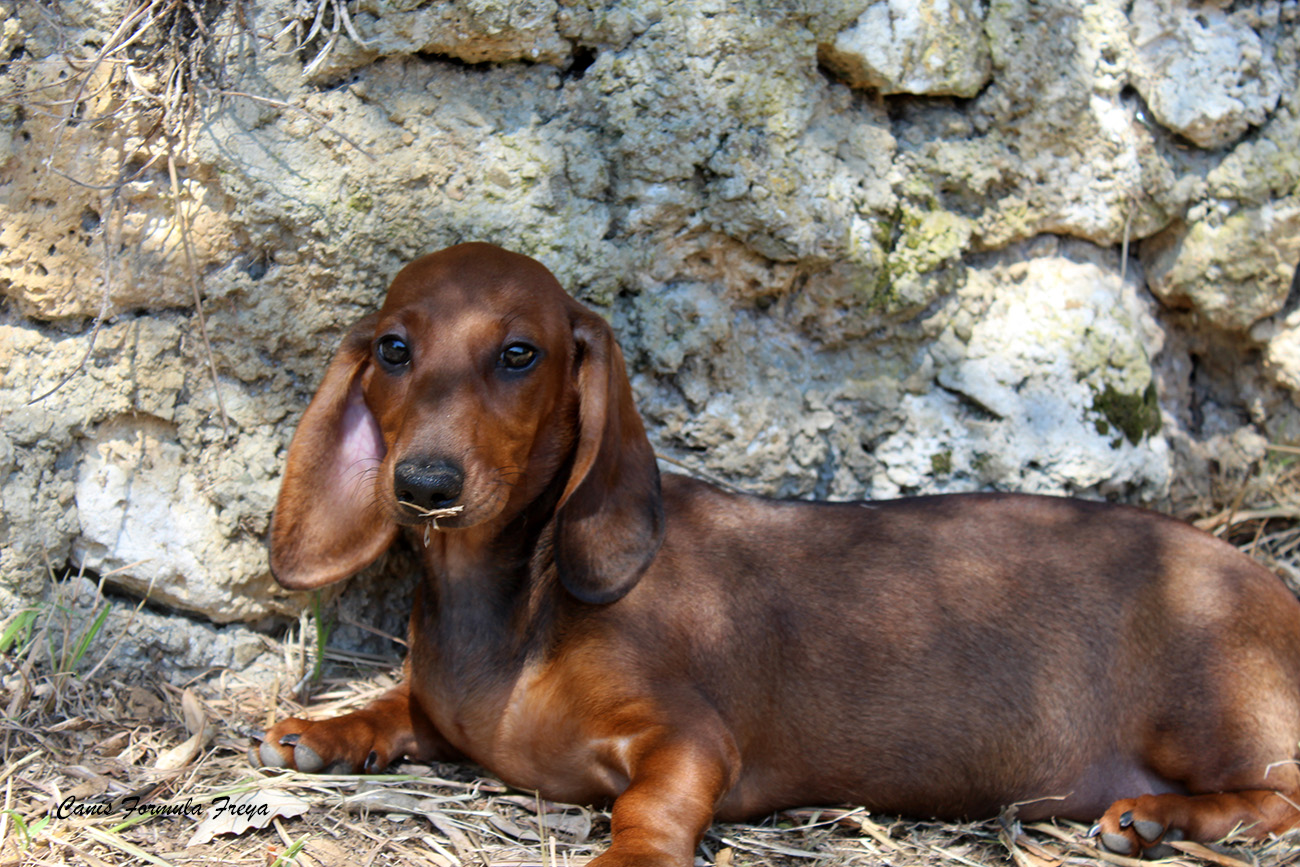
top-left (394, 459), bottom-right (464, 512)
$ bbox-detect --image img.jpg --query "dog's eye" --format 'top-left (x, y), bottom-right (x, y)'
top-left (376, 335), bottom-right (411, 368)
top-left (499, 343), bottom-right (538, 371)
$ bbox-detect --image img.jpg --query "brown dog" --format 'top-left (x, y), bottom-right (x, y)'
top-left (257, 242), bottom-right (1300, 864)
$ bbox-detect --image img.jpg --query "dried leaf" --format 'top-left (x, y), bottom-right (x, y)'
top-left (540, 809), bottom-right (592, 843)
top-left (186, 789), bottom-right (310, 847)
top-left (856, 816), bottom-right (902, 852)
top-left (419, 833), bottom-right (460, 867)
top-left (83, 826), bottom-right (174, 867)
top-left (1000, 820), bottom-right (1064, 867)
top-left (343, 789), bottom-right (423, 814)
top-left (94, 731), bottom-right (131, 755)
top-left (1169, 840), bottom-right (1253, 867)
top-left (425, 809), bottom-right (479, 860)
top-left (181, 688), bottom-right (205, 735)
top-left (49, 716), bottom-right (90, 733)
top-left (718, 834), bottom-right (827, 859)
top-left (1007, 842), bottom-right (1063, 867)
top-left (154, 729), bottom-right (203, 771)
top-left (303, 837), bottom-right (353, 865)
top-left (488, 812), bottom-right (540, 842)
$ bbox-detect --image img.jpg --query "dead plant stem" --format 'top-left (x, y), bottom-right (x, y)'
top-left (167, 150), bottom-right (231, 439)
top-left (214, 87), bottom-right (377, 159)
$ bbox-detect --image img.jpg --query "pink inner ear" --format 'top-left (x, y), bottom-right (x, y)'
top-left (333, 381), bottom-right (386, 500)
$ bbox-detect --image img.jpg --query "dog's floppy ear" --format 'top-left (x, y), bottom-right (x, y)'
top-left (270, 315), bottom-right (398, 589)
top-left (554, 310), bottom-right (664, 604)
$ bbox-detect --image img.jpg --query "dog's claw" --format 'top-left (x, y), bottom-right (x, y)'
top-left (364, 750), bottom-right (380, 773)
top-left (249, 729), bottom-right (266, 743)
top-left (1087, 823), bottom-right (1101, 838)
top-left (1119, 810), bottom-right (1133, 828)
top-left (255, 731), bottom-right (327, 772)
top-left (1101, 833), bottom-right (1136, 855)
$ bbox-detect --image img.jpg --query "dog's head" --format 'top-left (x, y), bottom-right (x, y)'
top-left (269, 243), bottom-right (663, 604)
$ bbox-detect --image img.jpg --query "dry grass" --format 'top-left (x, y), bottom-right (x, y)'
top-left (1193, 445), bottom-right (1300, 598)
top-left (3, 625), bottom-right (1300, 867)
top-left (5, 645), bottom-right (1292, 867)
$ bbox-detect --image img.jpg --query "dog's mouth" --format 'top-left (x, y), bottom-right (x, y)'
top-left (388, 464), bottom-right (515, 536)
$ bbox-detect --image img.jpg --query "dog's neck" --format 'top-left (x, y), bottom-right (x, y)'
top-left (410, 504), bottom-right (562, 668)
top-left (417, 523), bottom-right (509, 584)
top-left (402, 460), bottom-right (577, 719)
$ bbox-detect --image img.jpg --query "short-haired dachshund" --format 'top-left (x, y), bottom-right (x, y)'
top-left (256, 242), bottom-right (1300, 865)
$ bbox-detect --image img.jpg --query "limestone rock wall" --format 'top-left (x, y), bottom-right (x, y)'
top-left (0, 0), bottom-right (1297, 662)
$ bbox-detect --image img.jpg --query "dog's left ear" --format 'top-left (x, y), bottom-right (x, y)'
top-left (554, 310), bottom-right (664, 604)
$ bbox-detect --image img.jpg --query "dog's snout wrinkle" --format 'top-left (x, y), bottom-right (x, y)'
top-left (394, 458), bottom-right (465, 512)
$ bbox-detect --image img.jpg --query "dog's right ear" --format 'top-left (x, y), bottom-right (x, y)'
top-left (269, 315), bottom-right (398, 590)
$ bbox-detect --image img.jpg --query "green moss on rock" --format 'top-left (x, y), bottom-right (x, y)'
top-left (889, 206), bottom-right (974, 278)
top-left (1092, 381), bottom-right (1162, 446)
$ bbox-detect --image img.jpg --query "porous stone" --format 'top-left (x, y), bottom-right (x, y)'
top-left (0, 0), bottom-right (1297, 670)
top-left (44, 577), bottom-right (278, 682)
top-left (871, 239), bottom-right (1170, 499)
top-left (1141, 197), bottom-right (1300, 331)
top-left (293, 0), bottom-right (571, 82)
top-left (1129, 0), bottom-right (1284, 149)
top-left (819, 0), bottom-right (993, 97)
top-left (72, 415), bottom-right (287, 622)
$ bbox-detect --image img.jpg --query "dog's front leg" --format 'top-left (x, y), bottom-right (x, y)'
top-left (593, 731), bottom-right (739, 867)
top-left (255, 682), bottom-right (457, 774)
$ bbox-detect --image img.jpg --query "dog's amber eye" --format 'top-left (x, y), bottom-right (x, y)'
top-left (376, 335), bottom-right (411, 367)
top-left (500, 343), bottom-right (538, 370)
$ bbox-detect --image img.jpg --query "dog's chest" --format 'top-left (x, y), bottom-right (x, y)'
top-left (409, 582), bottom-right (633, 804)
top-left (473, 661), bottom-right (627, 805)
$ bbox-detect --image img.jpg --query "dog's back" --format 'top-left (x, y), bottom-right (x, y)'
top-left (615, 478), bottom-right (1300, 823)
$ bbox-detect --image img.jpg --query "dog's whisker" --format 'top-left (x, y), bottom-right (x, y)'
top-left (496, 468), bottom-right (526, 488)
top-left (344, 460), bottom-right (383, 488)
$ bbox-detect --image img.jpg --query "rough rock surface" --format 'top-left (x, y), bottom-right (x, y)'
top-left (818, 0), bottom-right (992, 97)
top-left (1142, 198), bottom-right (1300, 331)
top-left (0, 0), bottom-right (1297, 672)
top-left (1129, 0), bottom-right (1285, 149)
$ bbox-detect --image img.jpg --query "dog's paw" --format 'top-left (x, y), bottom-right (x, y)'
top-left (1093, 798), bottom-right (1184, 859)
top-left (249, 715), bottom-right (397, 775)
